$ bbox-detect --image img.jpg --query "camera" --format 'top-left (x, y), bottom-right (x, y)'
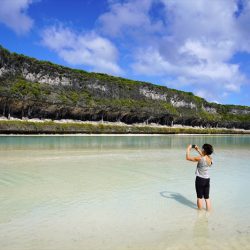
top-left (192, 144), bottom-right (196, 148)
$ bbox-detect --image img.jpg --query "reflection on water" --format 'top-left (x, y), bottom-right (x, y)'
top-left (0, 134), bottom-right (250, 150)
top-left (193, 211), bottom-right (210, 247)
top-left (0, 135), bottom-right (250, 250)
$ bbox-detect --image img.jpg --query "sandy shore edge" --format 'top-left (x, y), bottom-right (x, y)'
top-left (0, 116), bottom-right (249, 134)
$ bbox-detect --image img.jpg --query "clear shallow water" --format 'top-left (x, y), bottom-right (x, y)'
top-left (0, 135), bottom-right (250, 250)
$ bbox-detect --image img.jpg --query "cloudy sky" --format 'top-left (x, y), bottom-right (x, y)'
top-left (1, 0), bottom-right (250, 105)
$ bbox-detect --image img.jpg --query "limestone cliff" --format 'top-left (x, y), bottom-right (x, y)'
top-left (0, 45), bottom-right (250, 129)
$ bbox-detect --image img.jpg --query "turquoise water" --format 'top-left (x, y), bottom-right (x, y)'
top-left (0, 135), bottom-right (250, 250)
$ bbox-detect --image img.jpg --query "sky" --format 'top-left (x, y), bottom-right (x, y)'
top-left (0, 0), bottom-right (250, 106)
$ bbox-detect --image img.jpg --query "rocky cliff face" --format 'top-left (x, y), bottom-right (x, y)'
top-left (0, 45), bottom-right (250, 129)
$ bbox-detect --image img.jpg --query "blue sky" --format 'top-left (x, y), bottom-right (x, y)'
top-left (1, 0), bottom-right (250, 106)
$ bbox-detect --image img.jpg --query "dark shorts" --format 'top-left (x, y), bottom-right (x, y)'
top-left (195, 176), bottom-right (210, 199)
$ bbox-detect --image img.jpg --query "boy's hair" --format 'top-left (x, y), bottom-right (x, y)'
top-left (202, 143), bottom-right (213, 155)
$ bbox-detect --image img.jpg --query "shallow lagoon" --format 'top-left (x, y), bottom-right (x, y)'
top-left (0, 135), bottom-right (250, 250)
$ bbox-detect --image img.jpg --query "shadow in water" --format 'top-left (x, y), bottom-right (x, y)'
top-left (160, 191), bottom-right (197, 210)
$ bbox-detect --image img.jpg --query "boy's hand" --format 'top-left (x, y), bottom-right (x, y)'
top-left (194, 145), bottom-right (203, 156)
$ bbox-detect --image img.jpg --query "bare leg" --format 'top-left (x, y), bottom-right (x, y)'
top-left (197, 198), bottom-right (203, 210)
top-left (205, 199), bottom-right (211, 211)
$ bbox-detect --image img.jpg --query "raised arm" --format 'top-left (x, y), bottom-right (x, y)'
top-left (186, 144), bottom-right (201, 162)
top-left (194, 145), bottom-right (203, 156)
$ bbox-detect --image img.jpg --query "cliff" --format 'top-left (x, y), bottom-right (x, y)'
top-left (0, 45), bottom-right (250, 130)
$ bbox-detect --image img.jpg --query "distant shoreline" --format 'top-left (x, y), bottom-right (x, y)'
top-left (1, 134), bottom-right (249, 137)
top-left (0, 117), bottom-right (249, 135)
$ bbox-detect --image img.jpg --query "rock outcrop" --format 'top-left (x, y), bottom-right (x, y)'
top-left (0, 45), bottom-right (250, 129)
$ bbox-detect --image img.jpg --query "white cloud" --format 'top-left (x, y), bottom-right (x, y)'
top-left (131, 47), bottom-right (173, 76)
top-left (41, 25), bottom-right (122, 75)
top-left (0, 0), bottom-right (34, 34)
top-left (132, 46), bottom-right (245, 101)
top-left (98, 0), bottom-right (163, 38)
top-left (111, 0), bottom-right (250, 102)
top-left (132, 46), bottom-right (245, 83)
